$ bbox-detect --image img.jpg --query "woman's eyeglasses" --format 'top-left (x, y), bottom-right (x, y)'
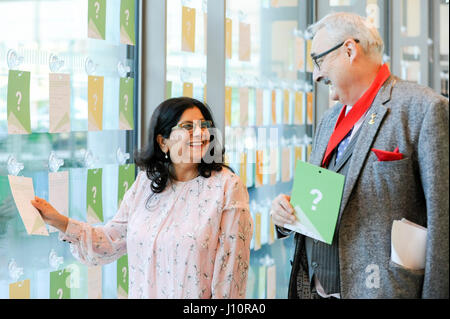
top-left (171, 120), bottom-right (213, 132)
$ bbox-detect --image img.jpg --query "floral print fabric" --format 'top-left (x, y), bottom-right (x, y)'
top-left (60, 168), bottom-right (253, 299)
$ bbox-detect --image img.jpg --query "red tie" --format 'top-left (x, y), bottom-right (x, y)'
top-left (321, 64), bottom-right (391, 167)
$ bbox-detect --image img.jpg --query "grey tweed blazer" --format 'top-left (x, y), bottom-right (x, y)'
top-left (288, 76), bottom-right (449, 298)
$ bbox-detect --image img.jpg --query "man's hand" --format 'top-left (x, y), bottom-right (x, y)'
top-left (270, 194), bottom-right (296, 228)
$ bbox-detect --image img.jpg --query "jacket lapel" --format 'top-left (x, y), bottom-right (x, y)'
top-left (338, 76), bottom-right (397, 215)
top-left (309, 105), bottom-right (342, 166)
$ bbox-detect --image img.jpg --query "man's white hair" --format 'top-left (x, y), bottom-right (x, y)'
top-left (307, 12), bottom-right (384, 63)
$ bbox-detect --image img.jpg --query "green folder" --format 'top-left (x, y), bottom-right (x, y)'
top-left (286, 160), bottom-right (345, 245)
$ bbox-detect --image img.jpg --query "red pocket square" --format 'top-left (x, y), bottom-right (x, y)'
top-left (371, 147), bottom-right (404, 162)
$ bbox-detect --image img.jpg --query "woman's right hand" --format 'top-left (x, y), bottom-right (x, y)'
top-left (31, 196), bottom-right (69, 233)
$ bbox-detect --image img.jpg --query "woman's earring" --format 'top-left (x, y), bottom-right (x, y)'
top-left (165, 152), bottom-right (169, 160)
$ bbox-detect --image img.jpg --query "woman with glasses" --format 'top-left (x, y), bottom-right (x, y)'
top-left (31, 97), bottom-right (253, 299)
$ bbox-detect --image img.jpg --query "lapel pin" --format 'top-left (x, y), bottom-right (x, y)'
top-left (369, 113), bottom-right (377, 125)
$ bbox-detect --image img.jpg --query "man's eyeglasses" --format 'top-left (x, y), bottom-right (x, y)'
top-left (311, 39), bottom-right (360, 70)
top-left (171, 120), bottom-right (213, 132)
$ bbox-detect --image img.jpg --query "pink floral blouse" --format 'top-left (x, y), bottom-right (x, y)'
top-left (60, 168), bottom-right (253, 299)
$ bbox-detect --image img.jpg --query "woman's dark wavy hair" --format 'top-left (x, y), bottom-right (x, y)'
top-left (135, 97), bottom-right (232, 193)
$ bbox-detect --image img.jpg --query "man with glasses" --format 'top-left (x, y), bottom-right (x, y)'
top-left (270, 12), bottom-right (448, 299)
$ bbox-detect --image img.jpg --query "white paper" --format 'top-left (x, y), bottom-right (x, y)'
top-left (391, 218), bottom-right (427, 270)
top-left (266, 265), bottom-right (276, 299)
top-left (49, 73), bottom-right (71, 133)
top-left (88, 266), bottom-right (102, 299)
top-left (8, 175), bottom-right (49, 236)
top-left (48, 171), bottom-right (69, 233)
top-left (283, 206), bottom-right (326, 243)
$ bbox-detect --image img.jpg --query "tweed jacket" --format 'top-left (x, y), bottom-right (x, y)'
top-left (284, 76), bottom-right (449, 298)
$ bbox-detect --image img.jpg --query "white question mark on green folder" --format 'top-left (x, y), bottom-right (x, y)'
top-left (122, 266), bottom-right (127, 283)
top-left (310, 189), bottom-right (323, 211)
top-left (92, 186), bottom-right (97, 204)
top-left (94, 1), bottom-right (100, 19)
top-left (124, 9), bottom-right (130, 26)
top-left (56, 288), bottom-right (63, 299)
top-left (16, 91), bottom-right (22, 111)
top-left (123, 94), bottom-right (128, 111)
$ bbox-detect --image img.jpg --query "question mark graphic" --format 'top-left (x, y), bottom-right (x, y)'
top-left (310, 189), bottom-right (323, 211)
top-left (65, 264), bottom-right (80, 289)
top-left (122, 266), bottom-right (127, 283)
top-left (185, 7), bottom-right (192, 39)
top-left (187, 21), bottom-right (191, 34)
top-left (92, 186), bottom-right (97, 204)
top-left (124, 9), bottom-right (130, 26)
top-left (56, 288), bottom-right (63, 299)
top-left (123, 94), bottom-right (128, 111)
top-left (93, 93), bottom-right (98, 111)
top-left (94, 1), bottom-right (100, 19)
top-left (16, 91), bottom-right (22, 111)
top-left (123, 181), bottom-right (129, 193)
